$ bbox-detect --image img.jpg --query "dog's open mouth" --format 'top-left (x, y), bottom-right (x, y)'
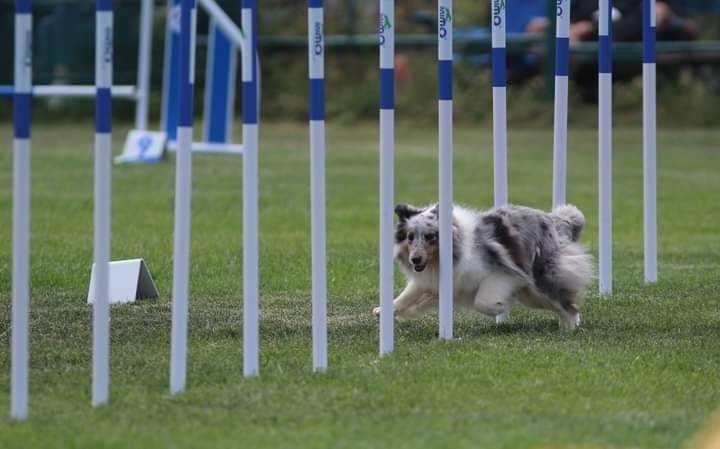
top-left (413, 264), bottom-right (427, 273)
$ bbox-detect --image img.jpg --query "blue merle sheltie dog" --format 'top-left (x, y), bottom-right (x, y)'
top-left (374, 203), bottom-right (594, 329)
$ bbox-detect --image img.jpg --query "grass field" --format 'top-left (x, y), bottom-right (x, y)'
top-left (0, 122), bottom-right (719, 449)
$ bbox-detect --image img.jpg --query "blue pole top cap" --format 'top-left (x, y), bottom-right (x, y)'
top-left (16, 0), bottom-right (31, 13)
top-left (96, 0), bottom-right (112, 12)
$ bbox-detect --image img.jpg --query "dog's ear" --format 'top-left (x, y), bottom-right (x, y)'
top-left (395, 204), bottom-right (422, 222)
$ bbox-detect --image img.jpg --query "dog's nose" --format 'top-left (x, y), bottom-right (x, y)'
top-left (411, 256), bottom-right (423, 265)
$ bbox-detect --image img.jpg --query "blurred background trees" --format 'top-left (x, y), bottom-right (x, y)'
top-left (1, 0), bottom-right (718, 126)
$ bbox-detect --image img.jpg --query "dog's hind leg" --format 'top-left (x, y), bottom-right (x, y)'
top-left (558, 303), bottom-right (581, 330)
top-left (551, 243), bottom-right (592, 330)
top-left (495, 311), bottom-right (510, 325)
top-left (473, 274), bottom-right (519, 319)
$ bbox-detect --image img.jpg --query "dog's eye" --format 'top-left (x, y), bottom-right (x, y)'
top-left (425, 233), bottom-right (437, 242)
top-left (407, 232), bottom-right (415, 242)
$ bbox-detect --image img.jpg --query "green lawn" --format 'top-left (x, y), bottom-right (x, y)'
top-left (0, 122), bottom-right (718, 449)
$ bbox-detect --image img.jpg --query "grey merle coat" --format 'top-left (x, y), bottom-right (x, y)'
top-left (374, 203), bottom-right (594, 329)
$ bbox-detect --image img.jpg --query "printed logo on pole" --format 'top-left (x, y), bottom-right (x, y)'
top-left (103, 27), bottom-right (113, 64)
top-left (439, 6), bottom-right (452, 39)
top-left (493, 0), bottom-right (506, 26)
top-left (379, 14), bottom-right (392, 46)
top-left (313, 21), bottom-right (323, 56)
top-left (24, 29), bottom-right (32, 67)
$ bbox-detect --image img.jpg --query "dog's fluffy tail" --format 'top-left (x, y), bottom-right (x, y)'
top-left (551, 204), bottom-right (585, 242)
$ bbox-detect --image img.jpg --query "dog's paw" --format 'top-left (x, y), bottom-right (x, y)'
top-left (495, 311), bottom-right (510, 325)
top-left (373, 306), bottom-right (399, 319)
top-left (559, 313), bottom-right (581, 330)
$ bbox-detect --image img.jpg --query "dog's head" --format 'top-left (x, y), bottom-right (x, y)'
top-left (394, 204), bottom-right (440, 273)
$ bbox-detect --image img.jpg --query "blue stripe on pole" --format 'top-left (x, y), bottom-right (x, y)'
top-left (380, 68), bottom-right (394, 110)
top-left (309, 0), bottom-right (322, 7)
top-left (243, 81), bottom-right (258, 124)
top-left (95, 88), bottom-right (112, 133)
top-left (96, 0), bottom-right (112, 11)
top-left (164, 0), bottom-right (181, 140)
top-left (309, 78), bottom-right (325, 121)
top-left (644, 27), bottom-right (656, 63)
top-left (241, 0), bottom-right (258, 124)
top-left (16, 0), bottom-right (31, 13)
top-left (178, 0), bottom-right (194, 127)
top-left (643, 0), bottom-right (656, 63)
top-left (178, 87), bottom-right (194, 127)
top-left (599, 35), bottom-right (612, 74)
top-left (207, 26), bottom-right (233, 143)
top-left (252, 0), bottom-right (259, 124)
top-left (13, 92), bottom-right (31, 138)
top-left (555, 37), bottom-right (569, 77)
top-left (491, 47), bottom-right (507, 88)
top-left (438, 60), bottom-right (452, 100)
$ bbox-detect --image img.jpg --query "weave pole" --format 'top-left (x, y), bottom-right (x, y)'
top-left (491, 0), bottom-right (509, 324)
top-left (379, 0), bottom-right (395, 356)
top-left (552, 0), bottom-right (570, 208)
top-left (170, 0), bottom-right (196, 393)
top-left (11, 0), bottom-right (32, 421)
top-left (438, 0), bottom-right (453, 340)
top-left (242, 0), bottom-right (260, 377)
top-left (135, 0), bottom-right (154, 130)
top-left (598, 0), bottom-right (613, 296)
top-left (92, 0), bottom-right (113, 407)
top-left (491, 0), bottom-right (507, 207)
top-left (308, 0), bottom-right (327, 371)
top-left (643, 0), bottom-right (658, 283)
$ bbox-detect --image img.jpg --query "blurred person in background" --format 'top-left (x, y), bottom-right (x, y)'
top-left (569, 0), bottom-right (699, 101)
top-left (36, 2), bottom-right (93, 108)
top-left (570, 0), bottom-right (698, 42)
top-left (506, 0), bottom-right (552, 35)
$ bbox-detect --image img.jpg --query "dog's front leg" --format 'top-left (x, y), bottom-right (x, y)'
top-left (373, 283), bottom-right (427, 319)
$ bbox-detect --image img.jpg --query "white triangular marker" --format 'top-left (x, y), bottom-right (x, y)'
top-left (87, 259), bottom-right (159, 304)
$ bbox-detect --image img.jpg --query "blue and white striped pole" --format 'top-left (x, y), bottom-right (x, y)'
top-left (135, 0), bottom-right (154, 130)
top-left (598, 0), bottom-right (613, 296)
top-left (160, 0), bottom-right (181, 141)
top-left (643, 0), bottom-right (657, 283)
top-left (170, 0), bottom-right (196, 393)
top-left (552, 0), bottom-right (570, 208)
top-left (242, 0), bottom-right (260, 377)
top-left (11, 0), bottom-right (32, 421)
top-left (308, 0), bottom-right (327, 372)
top-left (378, 0), bottom-right (395, 356)
top-left (491, 0), bottom-right (510, 325)
top-left (92, 0), bottom-right (113, 407)
top-left (438, 0), bottom-right (453, 340)
top-left (491, 0), bottom-right (507, 207)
